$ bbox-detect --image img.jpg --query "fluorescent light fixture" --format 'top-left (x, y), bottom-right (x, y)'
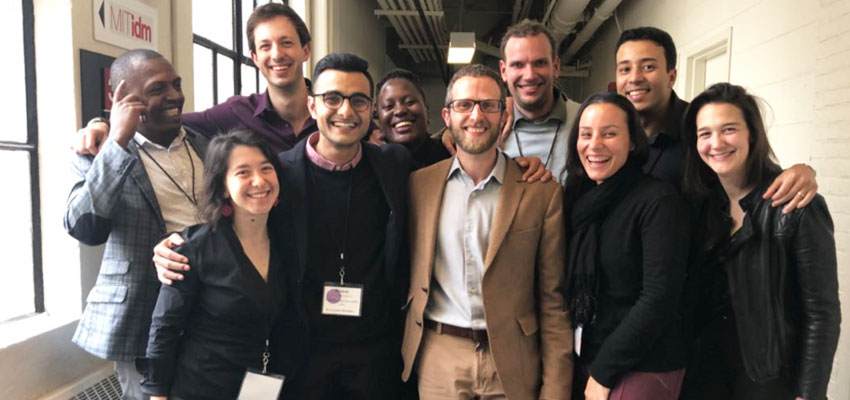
top-left (448, 32), bottom-right (476, 64)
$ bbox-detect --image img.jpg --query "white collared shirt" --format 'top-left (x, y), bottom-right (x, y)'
top-left (133, 128), bottom-right (204, 232)
top-left (424, 151), bottom-right (506, 329)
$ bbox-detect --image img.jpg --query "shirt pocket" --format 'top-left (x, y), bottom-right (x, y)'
top-left (99, 258), bottom-right (131, 275)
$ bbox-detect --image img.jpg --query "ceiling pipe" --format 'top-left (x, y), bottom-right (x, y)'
top-left (563, 0), bottom-right (622, 61)
top-left (545, 0), bottom-right (592, 48)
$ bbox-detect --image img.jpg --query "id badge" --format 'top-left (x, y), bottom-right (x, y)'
top-left (237, 369), bottom-right (285, 399)
top-left (321, 282), bottom-right (364, 317)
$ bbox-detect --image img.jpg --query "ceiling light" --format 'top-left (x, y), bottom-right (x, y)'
top-left (447, 32), bottom-right (476, 64)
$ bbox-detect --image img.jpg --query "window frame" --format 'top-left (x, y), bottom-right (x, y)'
top-left (0, 0), bottom-right (44, 321)
top-left (192, 0), bottom-right (263, 105)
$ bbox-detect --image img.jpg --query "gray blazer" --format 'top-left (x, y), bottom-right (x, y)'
top-left (64, 128), bottom-right (208, 361)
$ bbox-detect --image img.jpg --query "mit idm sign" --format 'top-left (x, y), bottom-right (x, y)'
top-left (93, 0), bottom-right (158, 51)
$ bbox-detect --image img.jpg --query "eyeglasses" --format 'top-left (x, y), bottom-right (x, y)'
top-left (313, 91), bottom-right (372, 112)
top-left (446, 99), bottom-right (504, 113)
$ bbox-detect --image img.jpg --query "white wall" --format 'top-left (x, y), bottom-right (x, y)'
top-left (0, 1), bottom-right (194, 399)
top-left (577, 0), bottom-right (850, 397)
top-left (327, 0), bottom-right (387, 91)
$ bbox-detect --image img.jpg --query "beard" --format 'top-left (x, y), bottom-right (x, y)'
top-left (449, 122), bottom-right (499, 155)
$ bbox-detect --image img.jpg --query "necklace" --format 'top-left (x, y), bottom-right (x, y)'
top-left (513, 120), bottom-right (561, 168)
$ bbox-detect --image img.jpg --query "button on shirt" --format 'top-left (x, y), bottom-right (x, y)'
top-left (425, 152), bottom-right (506, 329)
top-left (134, 129), bottom-right (204, 232)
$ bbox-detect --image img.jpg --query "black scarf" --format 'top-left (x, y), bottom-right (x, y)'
top-left (565, 160), bottom-right (643, 326)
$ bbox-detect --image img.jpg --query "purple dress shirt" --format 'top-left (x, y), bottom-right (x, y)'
top-left (182, 90), bottom-right (317, 154)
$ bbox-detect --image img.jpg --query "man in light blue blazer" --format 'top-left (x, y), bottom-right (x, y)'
top-left (64, 49), bottom-right (208, 400)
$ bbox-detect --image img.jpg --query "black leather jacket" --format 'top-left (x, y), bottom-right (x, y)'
top-left (711, 185), bottom-right (841, 400)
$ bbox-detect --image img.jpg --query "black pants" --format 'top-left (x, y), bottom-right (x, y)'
top-left (281, 337), bottom-right (405, 400)
top-left (681, 313), bottom-right (796, 400)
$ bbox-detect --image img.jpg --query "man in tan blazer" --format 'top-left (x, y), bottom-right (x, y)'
top-left (401, 64), bottom-right (573, 400)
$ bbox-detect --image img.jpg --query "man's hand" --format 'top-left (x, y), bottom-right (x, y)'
top-left (499, 96), bottom-right (515, 145)
top-left (152, 233), bottom-right (190, 285)
top-left (72, 121), bottom-right (109, 155)
top-left (108, 80), bottom-right (146, 149)
top-left (584, 376), bottom-right (610, 400)
top-left (150, 396), bottom-right (167, 400)
top-left (762, 163), bottom-right (818, 213)
top-left (515, 156), bottom-right (552, 183)
top-left (368, 127), bottom-right (387, 146)
top-left (439, 127), bottom-right (457, 156)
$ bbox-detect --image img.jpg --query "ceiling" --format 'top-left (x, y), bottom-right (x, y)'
top-left (375, 0), bottom-right (625, 83)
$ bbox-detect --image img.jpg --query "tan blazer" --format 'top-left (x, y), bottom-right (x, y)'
top-left (401, 155), bottom-right (573, 400)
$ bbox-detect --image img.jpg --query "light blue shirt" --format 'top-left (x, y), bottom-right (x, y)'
top-left (424, 151), bottom-right (506, 329)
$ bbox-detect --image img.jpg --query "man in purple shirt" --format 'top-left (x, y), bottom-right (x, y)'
top-left (74, 3), bottom-right (315, 155)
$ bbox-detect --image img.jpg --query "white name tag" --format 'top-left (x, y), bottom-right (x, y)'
top-left (237, 369), bottom-right (284, 399)
top-left (574, 325), bottom-right (583, 356)
top-left (321, 282), bottom-right (364, 317)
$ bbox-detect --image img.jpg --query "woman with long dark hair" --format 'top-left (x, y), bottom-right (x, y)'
top-left (563, 92), bottom-right (689, 400)
top-left (139, 130), bottom-right (286, 399)
top-left (680, 83), bottom-right (840, 400)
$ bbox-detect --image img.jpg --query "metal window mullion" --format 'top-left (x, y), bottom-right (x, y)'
top-left (22, 0), bottom-right (43, 313)
top-left (233, 0), bottom-right (242, 95)
top-left (212, 49), bottom-right (219, 105)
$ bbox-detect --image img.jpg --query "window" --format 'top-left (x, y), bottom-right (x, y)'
top-left (0, 0), bottom-right (43, 323)
top-left (192, 0), bottom-right (272, 109)
top-left (679, 27), bottom-right (733, 101)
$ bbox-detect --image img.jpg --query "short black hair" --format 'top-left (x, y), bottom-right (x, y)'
top-left (109, 49), bottom-right (164, 90)
top-left (198, 130), bottom-right (282, 228)
top-left (246, 3), bottom-right (311, 53)
top-left (376, 68), bottom-right (426, 102)
top-left (444, 64), bottom-right (506, 105)
top-left (312, 52), bottom-right (374, 97)
top-left (616, 27), bottom-right (677, 71)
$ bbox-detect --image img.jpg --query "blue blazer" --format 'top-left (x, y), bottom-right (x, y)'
top-left (64, 128), bottom-right (208, 361)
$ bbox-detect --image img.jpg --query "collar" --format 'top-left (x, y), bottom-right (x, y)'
top-left (133, 127), bottom-right (186, 150)
top-left (253, 90), bottom-right (273, 117)
top-left (446, 149), bottom-right (506, 185)
top-left (305, 132), bottom-right (363, 171)
top-left (650, 90), bottom-right (689, 145)
top-left (512, 87), bottom-right (567, 128)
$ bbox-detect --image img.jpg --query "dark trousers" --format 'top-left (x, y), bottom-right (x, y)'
top-left (680, 313), bottom-right (796, 400)
top-left (281, 337), bottom-right (404, 400)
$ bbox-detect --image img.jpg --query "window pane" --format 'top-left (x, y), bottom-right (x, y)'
top-left (242, 0), bottom-right (254, 57)
top-left (217, 54), bottom-right (235, 103)
top-left (0, 0), bottom-right (28, 143)
top-left (241, 65), bottom-right (257, 95)
top-left (193, 44), bottom-right (213, 111)
top-left (0, 151), bottom-right (35, 322)
top-left (192, 0), bottom-right (233, 49)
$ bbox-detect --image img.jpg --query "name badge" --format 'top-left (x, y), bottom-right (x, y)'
top-left (237, 369), bottom-right (285, 399)
top-left (321, 282), bottom-right (364, 317)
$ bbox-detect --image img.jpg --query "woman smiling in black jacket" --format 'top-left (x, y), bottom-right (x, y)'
top-left (680, 83), bottom-right (840, 400)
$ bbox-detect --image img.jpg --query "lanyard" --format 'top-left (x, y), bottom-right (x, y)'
top-left (138, 138), bottom-right (198, 205)
top-left (307, 165), bottom-right (354, 284)
top-left (514, 120), bottom-right (561, 169)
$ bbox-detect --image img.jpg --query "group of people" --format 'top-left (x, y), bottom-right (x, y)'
top-left (64, 3), bottom-right (840, 400)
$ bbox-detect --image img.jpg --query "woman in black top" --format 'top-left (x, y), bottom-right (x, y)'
top-left (139, 130), bottom-right (286, 399)
top-left (680, 83), bottom-right (840, 400)
top-left (562, 92), bottom-right (689, 400)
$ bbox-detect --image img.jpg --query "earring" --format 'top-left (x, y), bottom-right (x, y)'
top-left (221, 203), bottom-right (233, 217)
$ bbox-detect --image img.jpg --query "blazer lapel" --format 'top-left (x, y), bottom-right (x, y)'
top-left (279, 145), bottom-right (310, 280)
top-left (484, 157), bottom-right (525, 272)
top-left (414, 160), bottom-right (452, 280)
top-left (126, 141), bottom-right (166, 232)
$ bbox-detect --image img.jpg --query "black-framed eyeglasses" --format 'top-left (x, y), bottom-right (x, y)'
top-left (313, 91), bottom-right (372, 112)
top-left (446, 99), bottom-right (504, 113)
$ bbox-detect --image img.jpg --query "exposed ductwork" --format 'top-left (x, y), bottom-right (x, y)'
top-left (562, 0), bottom-right (622, 61)
top-left (544, 0), bottom-right (591, 47)
top-left (375, 0), bottom-right (448, 64)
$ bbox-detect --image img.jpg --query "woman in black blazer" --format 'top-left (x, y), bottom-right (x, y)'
top-left (139, 130), bottom-right (286, 399)
top-left (562, 92), bottom-right (689, 400)
top-left (679, 83), bottom-right (840, 400)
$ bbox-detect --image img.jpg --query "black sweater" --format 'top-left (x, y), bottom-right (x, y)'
top-left (575, 175), bottom-right (689, 387)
